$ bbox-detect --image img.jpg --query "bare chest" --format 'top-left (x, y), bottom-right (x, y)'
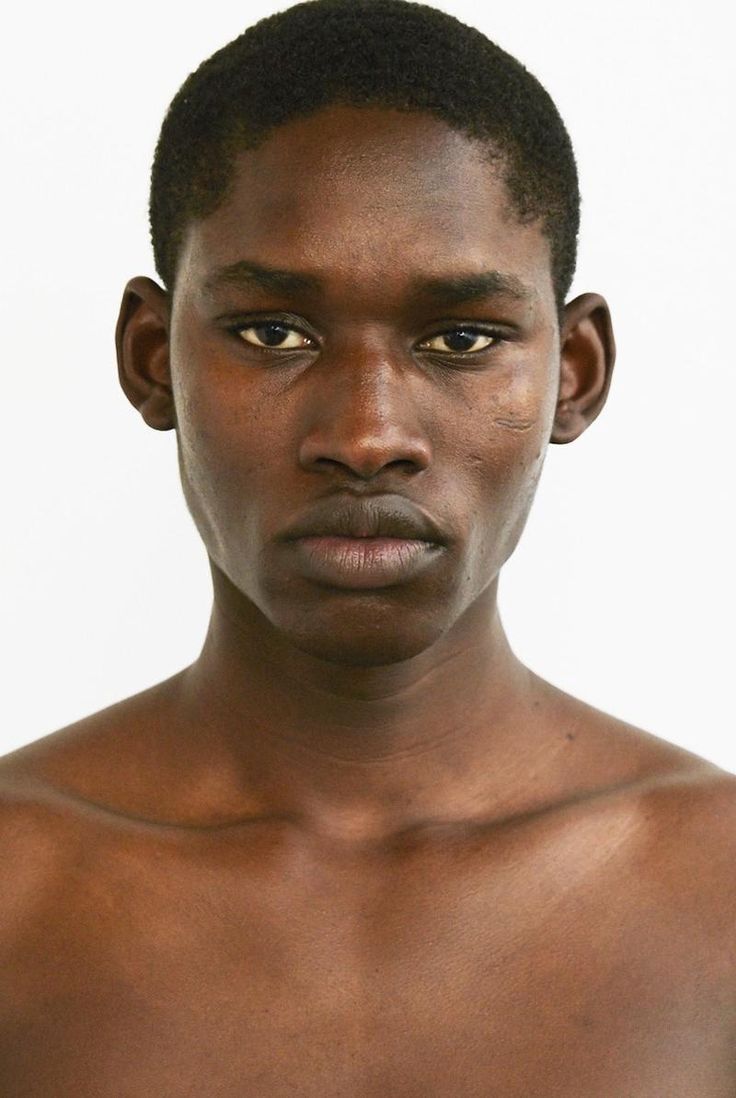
top-left (4, 824), bottom-right (735, 1096)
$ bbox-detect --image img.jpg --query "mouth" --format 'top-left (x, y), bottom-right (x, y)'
top-left (279, 494), bottom-right (449, 544)
top-left (277, 494), bottom-right (449, 590)
top-left (287, 534), bottom-right (444, 589)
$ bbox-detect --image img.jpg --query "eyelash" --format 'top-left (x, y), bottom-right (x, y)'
top-left (225, 316), bottom-right (508, 359)
top-left (418, 327), bottom-right (505, 356)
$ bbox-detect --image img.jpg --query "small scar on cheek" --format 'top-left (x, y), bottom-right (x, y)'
top-left (492, 417), bottom-right (537, 432)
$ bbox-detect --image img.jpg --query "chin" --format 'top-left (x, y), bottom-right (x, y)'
top-left (271, 600), bottom-right (450, 668)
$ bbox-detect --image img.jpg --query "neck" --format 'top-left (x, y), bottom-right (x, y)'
top-left (176, 564), bottom-right (556, 841)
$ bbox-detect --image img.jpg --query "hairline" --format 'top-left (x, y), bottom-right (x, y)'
top-left (163, 104), bottom-right (562, 310)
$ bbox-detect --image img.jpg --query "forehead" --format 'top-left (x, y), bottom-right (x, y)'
top-left (177, 105), bottom-right (554, 309)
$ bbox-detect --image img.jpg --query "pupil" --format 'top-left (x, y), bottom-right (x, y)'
top-left (258, 323), bottom-right (289, 346)
top-left (444, 330), bottom-right (477, 351)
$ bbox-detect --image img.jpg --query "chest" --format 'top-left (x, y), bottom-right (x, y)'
top-left (4, 827), bottom-right (735, 1096)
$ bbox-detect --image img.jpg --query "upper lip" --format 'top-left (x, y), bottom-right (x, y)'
top-left (280, 495), bottom-right (449, 544)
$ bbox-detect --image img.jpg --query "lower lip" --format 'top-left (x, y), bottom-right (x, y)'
top-left (288, 536), bottom-right (443, 589)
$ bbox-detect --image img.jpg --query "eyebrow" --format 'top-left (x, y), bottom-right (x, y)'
top-left (203, 260), bottom-right (321, 297)
top-left (410, 270), bottom-right (532, 304)
top-left (203, 259), bottom-right (532, 304)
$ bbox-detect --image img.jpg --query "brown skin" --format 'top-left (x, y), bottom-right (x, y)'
top-left (2, 106), bottom-right (736, 1095)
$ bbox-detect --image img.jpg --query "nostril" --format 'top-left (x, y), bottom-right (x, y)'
top-left (307, 452), bottom-right (426, 481)
top-left (298, 425), bottom-right (432, 480)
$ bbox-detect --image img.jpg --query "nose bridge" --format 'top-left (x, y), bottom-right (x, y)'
top-left (297, 332), bottom-right (431, 477)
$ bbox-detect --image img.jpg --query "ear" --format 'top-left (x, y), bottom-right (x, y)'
top-left (115, 276), bottom-right (175, 431)
top-left (551, 292), bottom-right (616, 445)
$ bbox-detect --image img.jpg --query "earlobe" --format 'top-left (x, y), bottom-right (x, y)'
top-left (551, 292), bottom-right (616, 445)
top-left (115, 276), bottom-right (175, 431)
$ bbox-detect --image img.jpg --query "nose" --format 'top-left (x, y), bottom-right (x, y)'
top-left (297, 341), bottom-right (432, 480)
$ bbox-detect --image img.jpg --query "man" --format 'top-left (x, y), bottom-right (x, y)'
top-left (2, 0), bottom-right (734, 1092)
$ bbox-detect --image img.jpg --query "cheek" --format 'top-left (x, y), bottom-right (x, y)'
top-left (460, 352), bottom-right (557, 561)
top-left (466, 350), bottom-right (556, 474)
top-left (172, 317), bottom-right (272, 472)
top-left (170, 330), bottom-right (273, 559)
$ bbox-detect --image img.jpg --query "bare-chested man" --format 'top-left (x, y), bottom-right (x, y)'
top-left (2, 1), bottom-right (735, 1094)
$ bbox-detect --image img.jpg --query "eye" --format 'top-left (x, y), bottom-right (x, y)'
top-left (418, 328), bottom-right (500, 354)
top-left (237, 321), bottom-right (315, 350)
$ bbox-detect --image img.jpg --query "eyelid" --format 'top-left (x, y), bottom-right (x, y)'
top-left (416, 323), bottom-right (509, 354)
top-left (219, 313), bottom-right (511, 354)
top-left (222, 312), bottom-right (320, 348)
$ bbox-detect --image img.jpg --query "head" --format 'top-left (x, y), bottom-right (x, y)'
top-left (116, 0), bottom-right (615, 668)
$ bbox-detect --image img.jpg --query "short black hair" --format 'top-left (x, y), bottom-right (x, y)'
top-left (150, 0), bottom-right (580, 308)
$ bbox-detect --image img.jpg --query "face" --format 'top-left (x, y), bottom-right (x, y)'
top-left (119, 105), bottom-right (613, 667)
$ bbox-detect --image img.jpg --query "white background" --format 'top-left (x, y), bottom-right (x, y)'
top-left (1, 1), bottom-right (733, 766)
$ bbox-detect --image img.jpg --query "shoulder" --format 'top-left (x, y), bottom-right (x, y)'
top-left (0, 766), bottom-right (89, 997)
top-left (0, 673), bottom-right (194, 980)
top-left (573, 709), bottom-right (736, 968)
top-left (533, 676), bottom-right (736, 931)
top-left (627, 761), bottom-right (736, 914)
top-left (0, 669), bottom-right (191, 820)
top-left (0, 674), bottom-right (188, 934)
top-left (598, 762), bottom-right (736, 1015)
